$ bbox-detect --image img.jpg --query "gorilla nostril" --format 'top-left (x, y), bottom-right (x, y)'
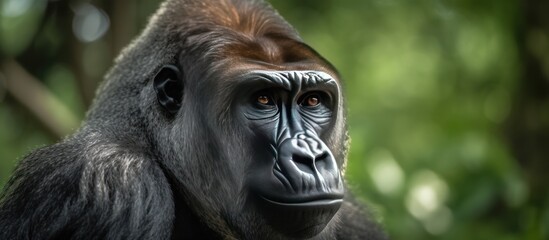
top-left (314, 152), bottom-right (329, 170)
top-left (292, 154), bottom-right (314, 165)
top-left (292, 153), bottom-right (315, 174)
top-left (316, 152), bottom-right (329, 162)
top-left (292, 153), bottom-right (313, 164)
top-left (291, 151), bottom-right (330, 174)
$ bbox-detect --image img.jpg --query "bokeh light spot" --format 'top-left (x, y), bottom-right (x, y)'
top-left (1, 0), bottom-right (33, 17)
top-left (72, 3), bottom-right (110, 43)
top-left (367, 149), bottom-right (405, 196)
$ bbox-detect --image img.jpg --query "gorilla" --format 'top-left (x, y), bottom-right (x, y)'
top-left (0, 0), bottom-right (387, 239)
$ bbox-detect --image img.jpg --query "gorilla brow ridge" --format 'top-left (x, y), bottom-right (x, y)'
top-left (238, 70), bottom-right (338, 92)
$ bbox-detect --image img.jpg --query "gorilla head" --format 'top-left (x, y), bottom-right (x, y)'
top-left (140, 2), bottom-right (348, 237)
top-left (0, 0), bottom-right (386, 239)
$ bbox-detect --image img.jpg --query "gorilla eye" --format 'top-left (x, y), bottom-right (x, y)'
top-left (301, 93), bottom-right (321, 107)
top-left (257, 95), bottom-right (271, 105)
top-left (255, 93), bottom-right (275, 106)
top-left (306, 96), bottom-right (319, 106)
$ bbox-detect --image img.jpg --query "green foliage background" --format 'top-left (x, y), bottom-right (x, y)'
top-left (0, 0), bottom-right (547, 239)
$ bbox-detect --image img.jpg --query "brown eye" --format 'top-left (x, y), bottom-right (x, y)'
top-left (303, 94), bottom-right (320, 107)
top-left (257, 95), bottom-right (271, 105)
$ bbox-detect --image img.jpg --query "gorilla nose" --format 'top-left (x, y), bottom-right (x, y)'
top-left (293, 141), bottom-right (327, 172)
top-left (279, 137), bottom-right (331, 175)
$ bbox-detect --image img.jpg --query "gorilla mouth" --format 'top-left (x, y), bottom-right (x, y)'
top-left (260, 195), bottom-right (343, 207)
top-left (255, 192), bottom-right (343, 238)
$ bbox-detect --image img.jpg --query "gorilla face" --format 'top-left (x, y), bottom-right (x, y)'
top-left (238, 71), bottom-right (344, 237)
top-left (154, 63), bottom-right (345, 238)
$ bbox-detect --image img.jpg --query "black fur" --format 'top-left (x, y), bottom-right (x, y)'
top-left (0, 0), bottom-right (388, 239)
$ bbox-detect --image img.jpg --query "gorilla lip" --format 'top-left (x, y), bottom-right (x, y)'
top-left (260, 195), bottom-right (343, 206)
top-left (254, 192), bottom-right (343, 238)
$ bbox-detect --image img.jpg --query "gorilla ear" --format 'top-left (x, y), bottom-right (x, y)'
top-left (153, 65), bottom-right (183, 115)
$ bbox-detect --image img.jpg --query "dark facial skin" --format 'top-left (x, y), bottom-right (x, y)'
top-left (242, 71), bottom-right (342, 200)
top-left (241, 71), bottom-right (344, 237)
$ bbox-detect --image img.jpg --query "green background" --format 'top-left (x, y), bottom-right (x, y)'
top-left (0, 0), bottom-right (548, 239)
